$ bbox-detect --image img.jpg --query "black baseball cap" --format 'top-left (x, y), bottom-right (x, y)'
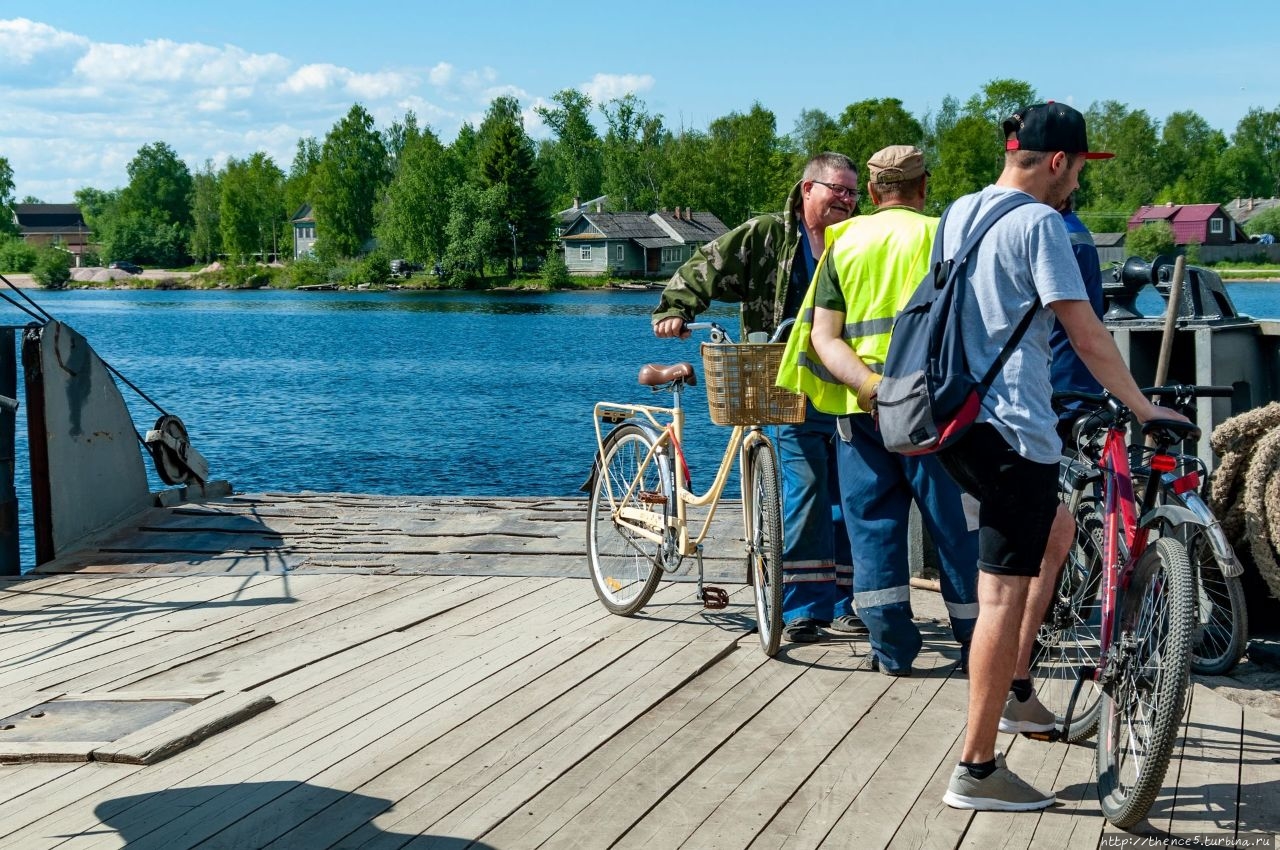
top-left (1003, 101), bottom-right (1114, 160)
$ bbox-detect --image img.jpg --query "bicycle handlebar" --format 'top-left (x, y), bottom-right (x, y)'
top-left (1052, 384), bottom-right (1232, 413)
top-left (684, 317), bottom-right (796, 345)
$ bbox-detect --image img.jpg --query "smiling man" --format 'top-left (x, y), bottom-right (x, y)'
top-left (653, 152), bottom-right (864, 643)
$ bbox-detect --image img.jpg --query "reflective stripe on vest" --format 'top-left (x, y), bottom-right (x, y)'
top-left (776, 210), bottom-right (938, 415)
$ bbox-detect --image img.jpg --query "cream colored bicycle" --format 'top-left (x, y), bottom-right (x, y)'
top-left (584, 321), bottom-right (802, 655)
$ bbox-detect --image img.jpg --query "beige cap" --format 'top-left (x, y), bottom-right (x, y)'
top-left (867, 145), bottom-right (927, 184)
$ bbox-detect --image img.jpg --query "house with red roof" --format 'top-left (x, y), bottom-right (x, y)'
top-left (1127, 203), bottom-right (1249, 246)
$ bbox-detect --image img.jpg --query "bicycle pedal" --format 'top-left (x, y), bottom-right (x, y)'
top-left (1021, 730), bottom-right (1061, 743)
top-left (639, 490), bottom-right (667, 505)
top-left (701, 586), bottom-right (729, 610)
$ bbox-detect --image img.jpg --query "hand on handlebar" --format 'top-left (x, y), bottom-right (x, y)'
top-left (1136, 402), bottom-right (1190, 425)
top-left (654, 317), bottom-right (691, 339)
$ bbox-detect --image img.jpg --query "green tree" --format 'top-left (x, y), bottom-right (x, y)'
top-left (312, 104), bottom-right (390, 258)
top-left (442, 182), bottom-right (507, 287)
top-left (119, 141), bottom-right (193, 228)
top-left (965, 78), bottom-right (1038, 126)
top-left (833, 98), bottom-right (924, 209)
top-left (1243, 206), bottom-right (1280, 237)
top-left (0, 157), bottom-right (18, 236)
top-left (220, 152), bottom-right (285, 261)
top-left (189, 160), bottom-right (221, 264)
top-left (702, 103), bottom-right (788, 225)
top-left (536, 89), bottom-right (603, 209)
top-left (789, 109), bottom-right (842, 163)
top-left (33, 246), bottom-right (72, 288)
top-left (1125, 220), bottom-right (1176, 259)
top-left (601, 94), bottom-right (668, 211)
top-left (927, 115), bottom-right (999, 212)
top-left (1079, 101), bottom-right (1161, 215)
top-left (450, 122), bottom-right (481, 185)
top-left (285, 136), bottom-right (321, 219)
top-left (659, 129), bottom-right (710, 215)
top-left (375, 125), bottom-right (454, 264)
top-left (477, 96), bottom-right (550, 274)
top-left (383, 110), bottom-right (422, 176)
top-left (1229, 106), bottom-right (1280, 196)
top-left (1155, 111), bottom-right (1227, 203)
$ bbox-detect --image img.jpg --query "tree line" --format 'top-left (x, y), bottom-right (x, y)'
top-left (3, 77), bottom-right (1279, 284)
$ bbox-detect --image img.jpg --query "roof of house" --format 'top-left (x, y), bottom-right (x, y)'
top-left (558, 195), bottom-right (609, 223)
top-left (12, 203), bottom-right (86, 231)
top-left (561, 209), bottom-right (730, 246)
top-left (1128, 203), bottom-right (1249, 244)
top-left (1093, 232), bottom-right (1126, 247)
top-left (290, 203), bottom-right (314, 224)
top-left (1225, 197), bottom-right (1280, 224)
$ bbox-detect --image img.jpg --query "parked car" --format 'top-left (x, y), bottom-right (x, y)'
top-left (108, 261), bottom-right (143, 275)
top-left (389, 259), bottom-right (424, 279)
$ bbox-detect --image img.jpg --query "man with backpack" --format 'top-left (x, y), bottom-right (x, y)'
top-left (777, 145), bottom-right (978, 676)
top-left (652, 152), bottom-right (864, 643)
top-left (930, 102), bottom-right (1186, 812)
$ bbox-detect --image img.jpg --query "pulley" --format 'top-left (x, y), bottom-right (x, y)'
top-left (144, 414), bottom-right (209, 486)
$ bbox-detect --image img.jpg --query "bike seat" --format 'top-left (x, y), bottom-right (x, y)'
top-left (639, 362), bottom-right (696, 387)
top-left (1141, 418), bottom-right (1201, 447)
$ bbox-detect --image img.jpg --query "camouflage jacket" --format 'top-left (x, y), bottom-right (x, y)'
top-left (651, 181), bottom-right (805, 335)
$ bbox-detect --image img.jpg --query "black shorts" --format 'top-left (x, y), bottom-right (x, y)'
top-left (937, 423), bottom-right (1059, 578)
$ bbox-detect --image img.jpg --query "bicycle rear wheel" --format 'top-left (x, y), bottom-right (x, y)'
top-left (745, 440), bottom-right (783, 656)
top-left (1185, 526), bottom-right (1249, 676)
top-left (586, 424), bottom-right (666, 616)
top-left (1096, 536), bottom-right (1194, 829)
top-left (1032, 504), bottom-right (1105, 742)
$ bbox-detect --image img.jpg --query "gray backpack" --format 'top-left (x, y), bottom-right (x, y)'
top-left (876, 194), bottom-right (1037, 454)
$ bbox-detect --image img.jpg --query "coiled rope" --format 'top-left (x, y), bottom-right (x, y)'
top-left (1209, 402), bottom-right (1280, 599)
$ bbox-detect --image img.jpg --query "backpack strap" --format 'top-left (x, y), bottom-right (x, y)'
top-left (937, 191), bottom-right (1041, 394)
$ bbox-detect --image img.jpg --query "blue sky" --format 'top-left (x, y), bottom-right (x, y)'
top-left (3, 1), bottom-right (1278, 201)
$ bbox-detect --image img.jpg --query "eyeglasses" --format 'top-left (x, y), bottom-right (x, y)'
top-left (811, 180), bottom-right (860, 202)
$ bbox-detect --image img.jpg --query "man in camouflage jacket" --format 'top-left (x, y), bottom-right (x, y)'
top-left (651, 152), bottom-right (864, 643)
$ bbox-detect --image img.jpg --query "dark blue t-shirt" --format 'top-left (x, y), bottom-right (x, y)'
top-left (1049, 212), bottom-right (1105, 413)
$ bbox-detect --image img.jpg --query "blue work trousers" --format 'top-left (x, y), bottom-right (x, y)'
top-left (771, 406), bottom-right (853, 624)
top-left (836, 414), bottom-right (979, 671)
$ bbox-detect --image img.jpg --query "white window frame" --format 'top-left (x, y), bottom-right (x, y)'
top-left (662, 246), bottom-right (683, 264)
top-left (1210, 218), bottom-right (1224, 234)
top-left (613, 244), bottom-right (624, 261)
top-left (581, 245), bottom-right (592, 261)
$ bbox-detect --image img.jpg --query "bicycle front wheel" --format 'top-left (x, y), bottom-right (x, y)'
top-left (745, 440), bottom-right (783, 656)
top-left (1185, 526), bottom-right (1249, 676)
top-left (1032, 503), bottom-right (1105, 743)
top-left (586, 424), bottom-right (666, 616)
top-left (1096, 536), bottom-right (1194, 829)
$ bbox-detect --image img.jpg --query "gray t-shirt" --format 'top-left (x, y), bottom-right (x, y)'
top-left (940, 186), bottom-right (1088, 463)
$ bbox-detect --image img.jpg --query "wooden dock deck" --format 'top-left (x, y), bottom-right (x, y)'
top-left (0, 494), bottom-right (1276, 848)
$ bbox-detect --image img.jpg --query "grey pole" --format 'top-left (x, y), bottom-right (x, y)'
top-left (0, 327), bottom-right (19, 574)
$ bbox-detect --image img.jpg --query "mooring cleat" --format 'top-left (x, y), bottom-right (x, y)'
top-left (700, 586), bottom-right (729, 609)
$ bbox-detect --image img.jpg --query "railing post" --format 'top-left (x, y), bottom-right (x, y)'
top-left (0, 327), bottom-right (18, 574)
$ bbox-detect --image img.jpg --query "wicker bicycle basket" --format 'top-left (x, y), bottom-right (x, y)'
top-left (700, 342), bottom-right (806, 426)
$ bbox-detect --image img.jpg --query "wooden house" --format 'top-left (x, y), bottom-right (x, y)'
top-left (12, 203), bottom-right (90, 263)
top-left (1128, 203), bottom-right (1249, 246)
top-left (559, 207), bottom-right (729, 277)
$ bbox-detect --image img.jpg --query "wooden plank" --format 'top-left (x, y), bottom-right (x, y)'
top-left (745, 655), bottom-right (957, 850)
top-left (616, 649), bottom-right (895, 849)
top-left (1162, 684), bottom-right (1243, 837)
top-left (93, 691), bottom-right (276, 765)
top-left (0, 579), bottom-right (609, 848)
top-left (959, 739), bottom-right (1072, 849)
top-left (815, 660), bottom-right (973, 850)
top-left (1233, 700), bottom-right (1280, 839)
top-left (481, 648), bottom-right (806, 849)
top-left (884, 729), bottom-right (969, 849)
top-left (256, 589), bottom-right (752, 848)
top-left (216, 628), bottom-right (744, 845)
top-left (1021, 736), bottom-right (1105, 850)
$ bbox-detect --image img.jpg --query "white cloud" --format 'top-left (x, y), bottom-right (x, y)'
top-left (0, 18), bottom-right (88, 64)
top-left (281, 63), bottom-right (346, 94)
top-left (581, 73), bottom-right (655, 104)
top-left (75, 39), bottom-right (290, 86)
top-left (428, 62), bottom-right (453, 86)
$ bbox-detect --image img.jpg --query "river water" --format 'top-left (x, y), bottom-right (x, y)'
top-left (4, 282), bottom-right (1279, 571)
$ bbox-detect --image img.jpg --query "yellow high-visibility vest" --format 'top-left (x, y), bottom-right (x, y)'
top-left (777, 208), bottom-right (938, 415)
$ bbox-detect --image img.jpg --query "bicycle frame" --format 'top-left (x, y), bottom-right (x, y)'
top-left (591, 396), bottom-right (772, 566)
